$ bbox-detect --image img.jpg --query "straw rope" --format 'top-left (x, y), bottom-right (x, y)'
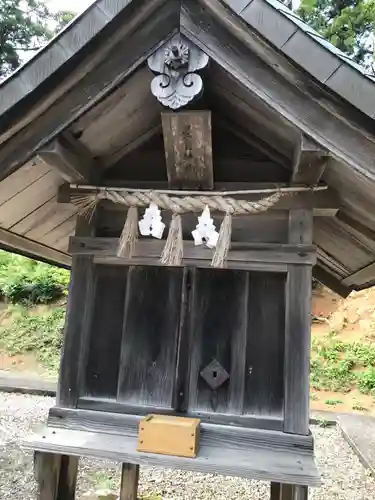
top-left (73, 189), bottom-right (285, 215)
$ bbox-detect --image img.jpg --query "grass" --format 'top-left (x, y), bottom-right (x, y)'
top-left (310, 334), bottom-right (375, 396)
top-left (324, 399), bottom-right (343, 406)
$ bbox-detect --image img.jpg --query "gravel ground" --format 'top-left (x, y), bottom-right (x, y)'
top-left (1, 393), bottom-right (375, 500)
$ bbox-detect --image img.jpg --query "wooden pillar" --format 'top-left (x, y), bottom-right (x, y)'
top-left (57, 214), bottom-right (96, 407)
top-left (284, 210), bottom-right (313, 435)
top-left (270, 483), bottom-right (308, 500)
top-left (272, 209), bottom-right (313, 499)
top-left (119, 463), bottom-right (139, 500)
top-left (34, 452), bottom-right (79, 500)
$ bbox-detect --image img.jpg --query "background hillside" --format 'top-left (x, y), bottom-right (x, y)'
top-left (0, 251), bottom-right (374, 414)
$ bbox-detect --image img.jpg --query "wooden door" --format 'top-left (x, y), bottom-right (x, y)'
top-left (82, 264), bottom-right (286, 423)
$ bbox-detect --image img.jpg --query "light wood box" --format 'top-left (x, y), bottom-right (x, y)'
top-left (137, 414), bottom-right (200, 458)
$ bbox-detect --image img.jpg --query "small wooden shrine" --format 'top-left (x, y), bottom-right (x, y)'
top-left (2, 1), bottom-right (375, 499)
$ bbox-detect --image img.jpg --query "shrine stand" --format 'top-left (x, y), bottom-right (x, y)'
top-left (2, 1), bottom-right (375, 499)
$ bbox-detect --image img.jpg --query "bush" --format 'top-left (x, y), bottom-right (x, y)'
top-left (0, 250), bottom-right (70, 304)
top-left (356, 368), bottom-right (375, 395)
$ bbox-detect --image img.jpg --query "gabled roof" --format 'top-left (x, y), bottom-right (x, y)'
top-left (1, 0), bottom-right (375, 296)
top-left (227, 0), bottom-right (375, 117)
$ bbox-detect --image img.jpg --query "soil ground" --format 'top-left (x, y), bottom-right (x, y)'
top-left (311, 286), bottom-right (375, 414)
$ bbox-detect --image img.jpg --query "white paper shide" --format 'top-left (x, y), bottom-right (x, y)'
top-left (192, 206), bottom-right (219, 248)
top-left (138, 203), bottom-right (165, 239)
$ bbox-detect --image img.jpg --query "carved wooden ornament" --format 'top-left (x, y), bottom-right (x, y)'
top-left (147, 34), bottom-right (209, 109)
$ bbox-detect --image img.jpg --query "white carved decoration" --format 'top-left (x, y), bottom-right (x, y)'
top-left (147, 34), bottom-right (209, 109)
top-left (138, 203), bottom-right (165, 239)
top-left (192, 206), bottom-right (219, 249)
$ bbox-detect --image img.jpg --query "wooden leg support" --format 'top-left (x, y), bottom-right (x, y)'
top-left (270, 483), bottom-right (308, 500)
top-left (120, 463), bottom-right (139, 500)
top-left (34, 451), bottom-right (79, 500)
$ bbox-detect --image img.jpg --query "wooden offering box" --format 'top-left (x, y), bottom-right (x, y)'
top-left (137, 415), bottom-right (200, 458)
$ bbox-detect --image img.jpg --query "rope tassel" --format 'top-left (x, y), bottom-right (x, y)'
top-left (211, 212), bottom-right (232, 268)
top-left (161, 214), bottom-right (183, 266)
top-left (117, 206), bottom-right (139, 258)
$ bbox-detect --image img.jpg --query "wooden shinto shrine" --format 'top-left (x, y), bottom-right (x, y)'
top-left (2, 1), bottom-right (375, 499)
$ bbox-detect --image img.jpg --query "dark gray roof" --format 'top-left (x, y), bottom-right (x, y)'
top-left (0, 0), bottom-right (132, 116)
top-left (227, 0), bottom-right (375, 117)
top-left (2, 0), bottom-right (375, 120)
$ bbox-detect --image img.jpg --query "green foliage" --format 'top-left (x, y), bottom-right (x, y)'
top-left (297, 0), bottom-right (375, 68)
top-left (0, 0), bottom-right (75, 78)
top-left (0, 305), bottom-right (65, 372)
top-left (324, 398), bottom-right (343, 405)
top-left (311, 334), bottom-right (375, 394)
top-left (356, 367), bottom-right (375, 394)
top-left (0, 250), bottom-right (70, 304)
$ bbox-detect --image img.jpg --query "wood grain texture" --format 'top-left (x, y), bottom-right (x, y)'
top-left (25, 426), bottom-right (320, 486)
top-left (34, 452), bottom-right (79, 500)
top-left (95, 206), bottom-right (290, 243)
top-left (69, 238), bottom-right (316, 267)
top-left (47, 407), bottom-right (314, 452)
top-left (57, 215), bottom-right (96, 407)
top-left (314, 217), bottom-right (374, 275)
top-left (37, 134), bottom-right (94, 183)
top-left (120, 463), bottom-right (139, 500)
top-left (77, 397), bottom-right (283, 429)
top-left (187, 269), bottom-right (248, 414)
top-left (0, 159), bottom-right (50, 206)
top-left (34, 452), bottom-right (61, 500)
top-left (244, 272), bottom-right (285, 418)
top-left (162, 111), bottom-right (213, 189)
top-left (292, 134), bottom-right (327, 185)
top-left (181, 0), bottom-right (375, 187)
top-left (342, 261), bottom-right (375, 287)
top-left (0, 169), bottom-right (61, 229)
top-left (40, 216), bottom-right (77, 251)
top-left (117, 266), bottom-right (184, 408)
top-left (11, 198), bottom-right (77, 238)
top-left (284, 211), bottom-right (313, 435)
top-left (312, 266), bottom-right (351, 299)
top-left (0, 0), bottom-right (179, 181)
top-left (56, 455), bottom-right (79, 500)
top-left (84, 265), bottom-right (129, 398)
top-left (0, 227), bottom-right (71, 268)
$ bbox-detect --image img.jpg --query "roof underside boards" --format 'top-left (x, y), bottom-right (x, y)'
top-left (0, 1), bottom-right (375, 294)
top-left (0, 160), bottom-right (75, 266)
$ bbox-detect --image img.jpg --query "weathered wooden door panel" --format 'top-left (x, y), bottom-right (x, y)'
top-left (84, 265), bottom-right (128, 398)
top-left (244, 272), bottom-right (286, 417)
top-left (117, 266), bottom-right (184, 408)
top-left (187, 268), bottom-right (249, 414)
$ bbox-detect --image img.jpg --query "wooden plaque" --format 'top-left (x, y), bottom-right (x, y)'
top-left (137, 415), bottom-right (200, 458)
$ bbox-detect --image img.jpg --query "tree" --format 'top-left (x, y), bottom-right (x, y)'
top-left (297, 0), bottom-right (375, 68)
top-left (0, 0), bottom-right (74, 78)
